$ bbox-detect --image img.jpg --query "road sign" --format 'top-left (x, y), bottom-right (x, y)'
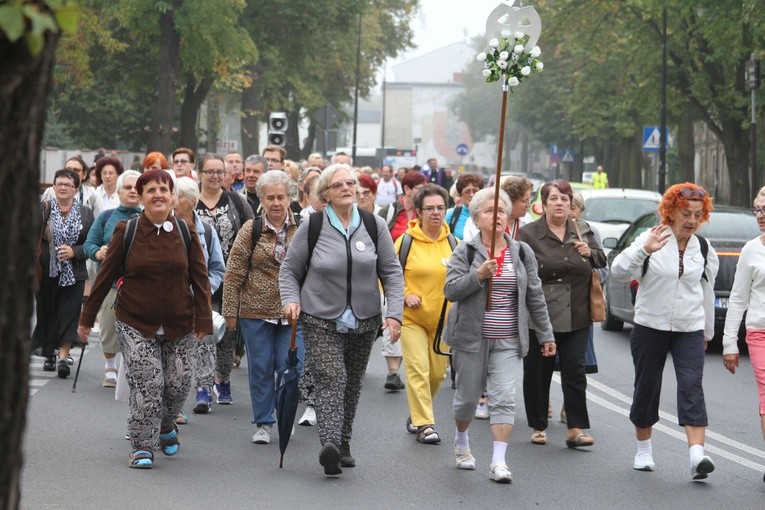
top-left (313, 103), bottom-right (340, 130)
top-left (642, 126), bottom-right (670, 152)
top-left (456, 143), bottom-right (469, 156)
top-left (561, 150), bottom-right (574, 163)
top-left (550, 144), bottom-right (558, 155)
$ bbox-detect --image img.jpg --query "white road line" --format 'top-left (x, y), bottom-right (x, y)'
top-left (551, 374), bottom-right (765, 472)
top-left (29, 380), bottom-right (49, 387)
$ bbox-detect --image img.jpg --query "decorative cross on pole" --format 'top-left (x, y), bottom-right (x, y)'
top-left (480, 0), bottom-right (543, 310)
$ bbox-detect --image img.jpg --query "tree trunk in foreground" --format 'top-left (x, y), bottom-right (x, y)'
top-left (0, 27), bottom-right (60, 510)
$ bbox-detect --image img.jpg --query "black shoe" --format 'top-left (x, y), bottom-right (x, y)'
top-left (57, 360), bottom-right (70, 379)
top-left (384, 373), bottom-right (405, 391)
top-left (43, 356), bottom-right (56, 371)
top-left (319, 443), bottom-right (342, 475)
top-left (340, 442), bottom-right (356, 468)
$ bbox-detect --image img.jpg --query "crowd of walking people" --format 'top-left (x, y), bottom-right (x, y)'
top-left (32, 147), bottom-right (765, 484)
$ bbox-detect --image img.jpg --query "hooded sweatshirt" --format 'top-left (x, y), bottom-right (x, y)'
top-left (394, 219), bottom-right (456, 331)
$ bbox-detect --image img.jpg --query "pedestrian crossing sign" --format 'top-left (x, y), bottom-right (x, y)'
top-left (642, 126), bottom-right (670, 152)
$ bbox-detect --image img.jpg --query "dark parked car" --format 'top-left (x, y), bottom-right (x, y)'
top-left (601, 206), bottom-right (761, 350)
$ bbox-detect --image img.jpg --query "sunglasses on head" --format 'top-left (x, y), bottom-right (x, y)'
top-left (679, 187), bottom-right (705, 199)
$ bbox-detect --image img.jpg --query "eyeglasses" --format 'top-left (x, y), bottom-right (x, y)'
top-left (55, 183), bottom-right (75, 189)
top-left (421, 205), bottom-right (446, 213)
top-left (201, 170), bottom-right (225, 176)
top-left (265, 157), bottom-right (283, 164)
top-left (330, 179), bottom-right (356, 190)
top-left (679, 187), bottom-right (706, 199)
top-left (173, 159), bottom-right (190, 165)
top-left (752, 207), bottom-right (765, 216)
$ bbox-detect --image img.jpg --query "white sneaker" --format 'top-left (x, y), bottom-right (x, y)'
top-left (475, 402), bottom-right (489, 420)
top-left (299, 406), bottom-right (316, 426)
top-left (691, 456), bottom-right (715, 480)
top-left (252, 425), bottom-right (272, 444)
top-left (455, 446), bottom-right (476, 470)
top-left (489, 463), bottom-right (512, 483)
top-left (633, 452), bottom-right (655, 471)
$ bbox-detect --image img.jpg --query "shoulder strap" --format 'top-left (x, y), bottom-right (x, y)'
top-left (447, 234), bottom-right (457, 252)
top-left (449, 206), bottom-right (462, 234)
top-left (466, 244), bottom-right (476, 266)
top-left (398, 233), bottom-right (413, 269)
top-left (226, 191), bottom-right (248, 229)
top-left (121, 217), bottom-right (140, 275)
top-left (202, 221), bottom-right (213, 257)
top-left (300, 211), bottom-right (324, 287)
top-left (359, 209), bottom-right (379, 252)
top-left (383, 204), bottom-right (395, 227)
top-left (100, 209), bottom-right (114, 228)
top-left (176, 217), bottom-right (191, 256)
top-left (250, 216), bottom-right (262, 252)
top-left (697, 234), bottom-right (709, 281)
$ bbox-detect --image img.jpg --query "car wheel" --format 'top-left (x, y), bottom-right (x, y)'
top-left (601, 287), bottom-right (623, 332)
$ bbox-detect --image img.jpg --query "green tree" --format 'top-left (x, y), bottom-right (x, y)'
top-left (238, 0), bottom-right (417, 159)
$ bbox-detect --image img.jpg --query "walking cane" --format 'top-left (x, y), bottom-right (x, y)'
top-left (72, 345), bottom-right (86, 393)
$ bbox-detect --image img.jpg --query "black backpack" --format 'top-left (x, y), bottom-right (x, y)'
top-left (300, 209), bottom-right (379, 287)
top-left (398, 232), bottom-right (457, 269)
top-left (448, 206), bottom-right (462, 235)
top-left (120, 216), bottom-right (192, 278)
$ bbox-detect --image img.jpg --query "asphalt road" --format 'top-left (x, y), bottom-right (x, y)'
top-left (21, 326), bottom-right (765, 509)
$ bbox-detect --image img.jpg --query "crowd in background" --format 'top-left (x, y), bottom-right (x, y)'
top-left (33, 146), bottom-right (765, 485)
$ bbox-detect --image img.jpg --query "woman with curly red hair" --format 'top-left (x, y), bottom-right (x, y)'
top-left (611, 182), bottom-right (719, 481)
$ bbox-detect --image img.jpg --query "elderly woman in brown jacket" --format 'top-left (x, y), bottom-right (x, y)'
top-left (520, 180), bottom-right (606, 448)
top-left (78, 170), bottom-right (212, 469)
top-left (222, 170), bottom-right (303, 446)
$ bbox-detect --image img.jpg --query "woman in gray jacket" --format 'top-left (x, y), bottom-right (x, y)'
top-left (280, 164), bottom-right (404, 477)
top-left (444, 188), bottom-right (555, 484)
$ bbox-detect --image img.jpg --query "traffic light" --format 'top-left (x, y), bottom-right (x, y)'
top-left (268, 112), bottom-right (287, 147)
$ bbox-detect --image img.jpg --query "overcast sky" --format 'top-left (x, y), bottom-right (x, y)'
top-left (385, 0), bottom-right (521, 78)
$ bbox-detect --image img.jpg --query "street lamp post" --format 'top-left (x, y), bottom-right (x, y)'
top-left (658, 7), bottom-right (667, 194)
top-left (352, 13), bottom-right (362, 163)
top-left (745, 53), bottom-right (760, 196)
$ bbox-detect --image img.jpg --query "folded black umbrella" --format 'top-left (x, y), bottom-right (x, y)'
top-left (276, 320), bottom-right (300, 468)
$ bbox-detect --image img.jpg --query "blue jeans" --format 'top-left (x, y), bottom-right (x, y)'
top-left (241, 319), bottom-right (305, 426)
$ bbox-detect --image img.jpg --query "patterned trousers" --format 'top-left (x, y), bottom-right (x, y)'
top-left (212, 300), bottom-right (235, 382)
top-left (300, 313), bottom-right (381, 448)
top-left (117, 320), bottom-right (195, 452)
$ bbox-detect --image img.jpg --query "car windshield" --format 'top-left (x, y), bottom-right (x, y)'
top-left (699, 210), bottom-right (760, 240)
top-left (583, 198), bottom-right (658, 224)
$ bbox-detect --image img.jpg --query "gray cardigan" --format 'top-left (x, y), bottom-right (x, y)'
top-left (443, 233), bottom-right (554, 355)
top-left (279, 210), bottom-right (404, 323)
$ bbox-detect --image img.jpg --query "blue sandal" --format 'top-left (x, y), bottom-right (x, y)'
top-left (129, 449), bottom-right (154, 469)
top-left (159, 428), bottom-right (180, 456)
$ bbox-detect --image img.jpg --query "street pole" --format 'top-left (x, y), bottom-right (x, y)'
top-left (658, 7), bottom-right (667, 194)
top-left (381, 64), bottom-right (386, 150)
top-left (746, 53), bottom-right (760, 196)
top-left (351, 13), bottom-right (361, 163)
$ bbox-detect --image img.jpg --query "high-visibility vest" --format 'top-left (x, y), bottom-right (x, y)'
top-left (593, 171), bottom-right (608, 188)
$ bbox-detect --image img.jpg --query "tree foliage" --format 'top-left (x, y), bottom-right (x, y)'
top-left (452, 0), bottom-right (765, 203)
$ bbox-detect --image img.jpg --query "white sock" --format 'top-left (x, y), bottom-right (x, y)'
top-left (105, 358), bottom-right (117, 370)
top-left (636, 439), bottom-right (652, 456)
top-left (455, 429), bottom-right (469, 450)
top-left (689, 444), bottom-right (704, 467)
top-left (492, 441), bottom-right (507, 465)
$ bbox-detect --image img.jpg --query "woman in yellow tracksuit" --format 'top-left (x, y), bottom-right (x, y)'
top-left (395, 184), bottom-right (457, 444)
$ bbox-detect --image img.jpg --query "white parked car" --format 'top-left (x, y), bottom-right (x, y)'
top-left (577, 189), bottom-right (662, 249)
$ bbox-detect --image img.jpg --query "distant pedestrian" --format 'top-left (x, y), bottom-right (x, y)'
top-left (592, 165), bottom-right (609, 189)
top-left (141, 152), bottom-right (168, 173)
top-left (444, 173), bottom-right (483, 240)
top-left (378, 171), bottom-right (427, 241)
top-left (376, 164), bottom-right (402, 207)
